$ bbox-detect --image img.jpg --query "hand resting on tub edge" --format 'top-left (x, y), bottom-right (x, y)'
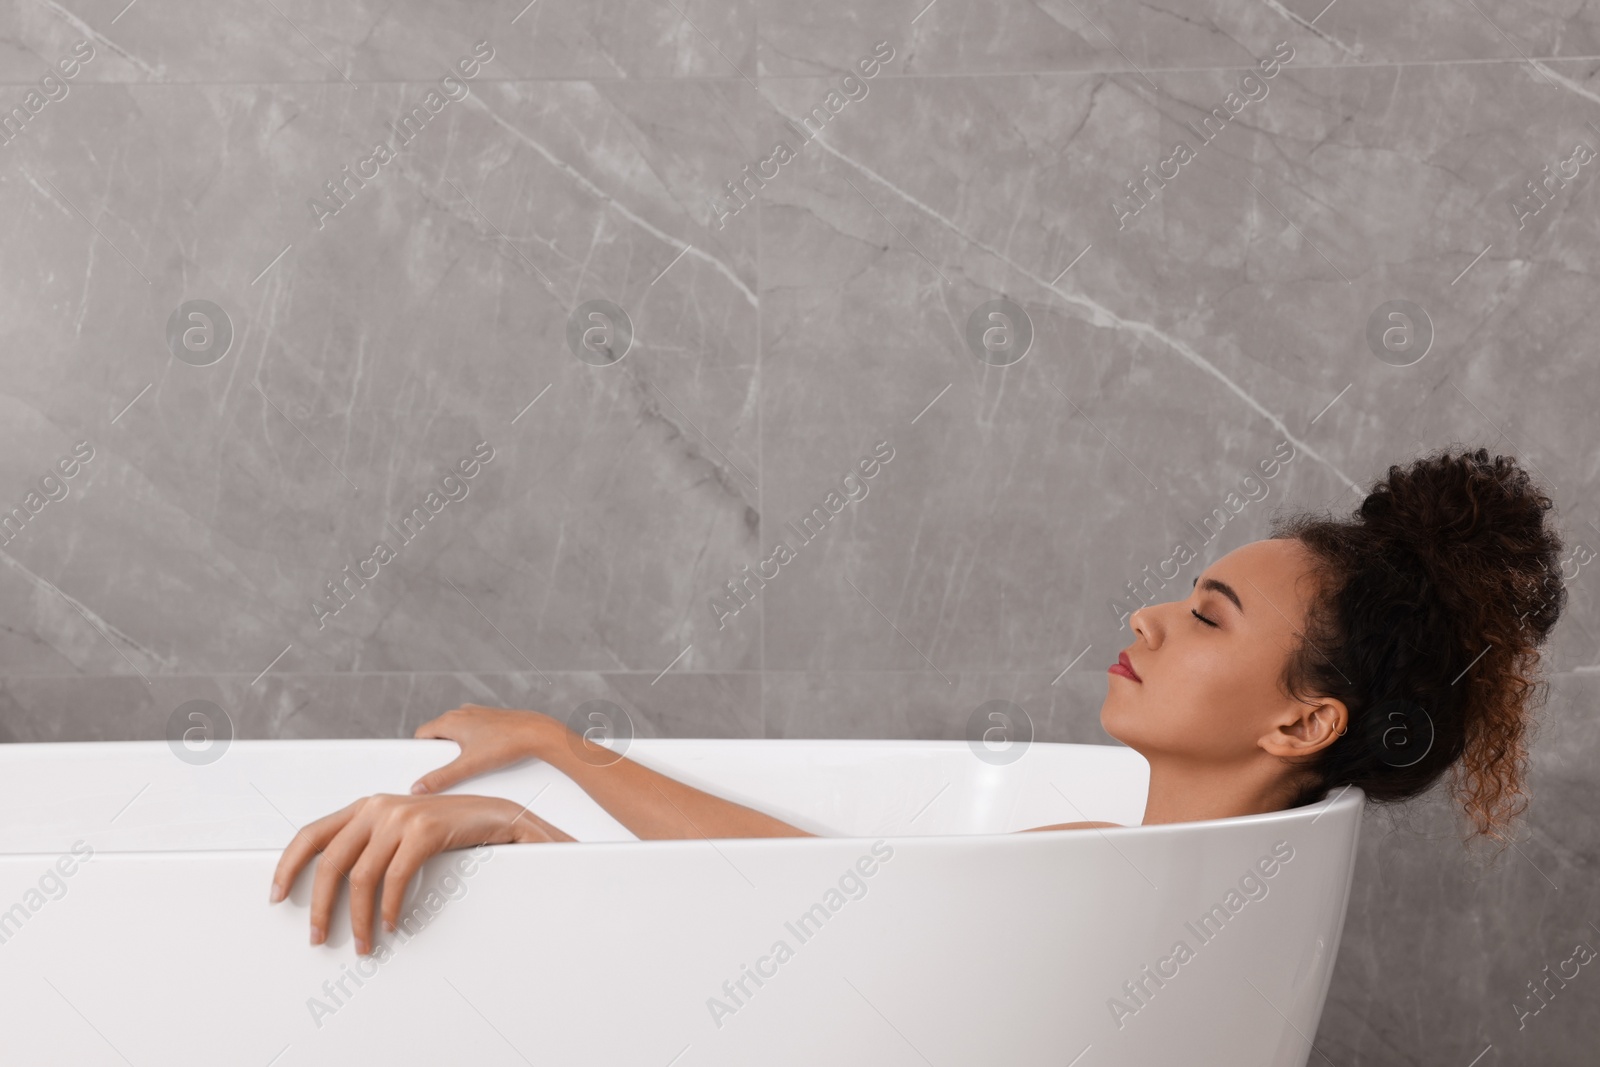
top-left (268, 447), bottom-right (1568, 957)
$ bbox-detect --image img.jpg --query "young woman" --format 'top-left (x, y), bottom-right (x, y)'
top-left (269, 446), bottom-right (1566, 957)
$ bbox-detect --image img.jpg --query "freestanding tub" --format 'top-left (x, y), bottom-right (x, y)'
top-left (0, 737), bottom-right (1362, 1066)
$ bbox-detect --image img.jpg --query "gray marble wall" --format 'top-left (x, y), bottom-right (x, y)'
top-left (2, 0), bottom-right (1596, 1062)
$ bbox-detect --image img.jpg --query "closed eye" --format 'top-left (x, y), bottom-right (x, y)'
top-left (1191, 608), bottom-right (1218, 627)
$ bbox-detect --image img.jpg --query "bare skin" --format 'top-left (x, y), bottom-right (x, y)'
top-left (268, 706), bottom-right (824, 955)
top-left (269, 537), bottom-right (1346, 953)
top-left (1102, 537), bottom-right (1348, 825)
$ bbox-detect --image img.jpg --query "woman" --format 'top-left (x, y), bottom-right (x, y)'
top-left (269, 446), bottom-right (1565, 956)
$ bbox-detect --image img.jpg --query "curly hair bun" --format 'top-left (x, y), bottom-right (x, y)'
top-left (1273, 446), bottom-right (1566, 843)
top-left (1357, 447), bottom-right (1565, 647)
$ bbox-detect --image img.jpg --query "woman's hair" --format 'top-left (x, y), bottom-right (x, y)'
top-left (1270, 446), bottom-right (1565, 842)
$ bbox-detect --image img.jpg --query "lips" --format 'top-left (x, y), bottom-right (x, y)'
top-left (1111, 650), bottom-right (1142, 682)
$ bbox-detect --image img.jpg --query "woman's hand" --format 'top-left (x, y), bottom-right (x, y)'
top-left (267, 792), bottom-right (574, 955)
top-left (410, 704), bottom-right (559, 795)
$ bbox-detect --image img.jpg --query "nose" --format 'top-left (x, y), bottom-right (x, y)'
top-left (1130, 604), bottom-right (1161, 648)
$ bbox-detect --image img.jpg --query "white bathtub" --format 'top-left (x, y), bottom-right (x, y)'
top-left (0, 738), bottom-right (1362, 1066)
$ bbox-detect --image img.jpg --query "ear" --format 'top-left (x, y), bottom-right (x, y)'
top-left (1258, 698), bottom-right (1348, 758)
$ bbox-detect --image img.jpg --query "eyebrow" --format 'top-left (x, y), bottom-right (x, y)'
top-left (1193, 575), bottom-right (1244, 615)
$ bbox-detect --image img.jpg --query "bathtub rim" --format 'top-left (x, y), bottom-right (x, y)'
top-left (0, 736), bottom-right (1365, 853)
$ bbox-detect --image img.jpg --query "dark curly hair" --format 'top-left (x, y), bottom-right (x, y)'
top-left (1270, 446), bottom-right (1565, 842)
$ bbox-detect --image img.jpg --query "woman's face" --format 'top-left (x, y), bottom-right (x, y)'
top-left (1100, 537), bottom-right (1327, 765)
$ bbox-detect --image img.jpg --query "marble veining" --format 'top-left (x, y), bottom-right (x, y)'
top-left (0, 0), bottom-right (1596, 1062)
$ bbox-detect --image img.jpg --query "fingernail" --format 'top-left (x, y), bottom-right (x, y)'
top-left (410, 781), bottom-right (427, 794)
top-left (310, 925), bottom-right (324, 946)
top-left (269, 883), bottom-right (284, 904)
top-left (383, 919), bottom-right (395, 933)
top-left (355, 938), bottom-right (368, 955)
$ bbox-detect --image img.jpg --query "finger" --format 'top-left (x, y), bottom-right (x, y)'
top-left (347, 827), bottom-right (404, 955)
top-left (379, 832), bottom-right (446, 936)
top-left (410, 752), bottom-right (479, 795)
top-left (308, 813), bottom-right (375, 945)
top-left (269, 802), bottom-right (361, 904)
top-left (412, 709), bottom-right (455, 739)
top-left (413, 704), bottom-right (478, 739)
top-left (516, 809), bottom-right (577, 844)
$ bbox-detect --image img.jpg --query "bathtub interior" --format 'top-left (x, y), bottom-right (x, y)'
top-left (0, 737), bottom-right (1155, 854)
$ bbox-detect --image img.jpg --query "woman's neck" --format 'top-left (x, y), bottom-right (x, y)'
top-left (1138, 752), bottom-right (1297, 826)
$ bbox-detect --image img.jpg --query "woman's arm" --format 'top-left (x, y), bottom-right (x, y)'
top-left (269, 708), bottom-right (816, 953)
top-left (530, 717), bottom-right (817, 840)
top-left (272, 706), bottom-right (1118, 949)
top-left (411, 705), bottom-right (1123, 838)
top-left (413, 705), bottom-right (816, 840)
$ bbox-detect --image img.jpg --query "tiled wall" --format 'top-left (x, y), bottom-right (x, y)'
top-left (2, 1), bottom-right (1596, 1061)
